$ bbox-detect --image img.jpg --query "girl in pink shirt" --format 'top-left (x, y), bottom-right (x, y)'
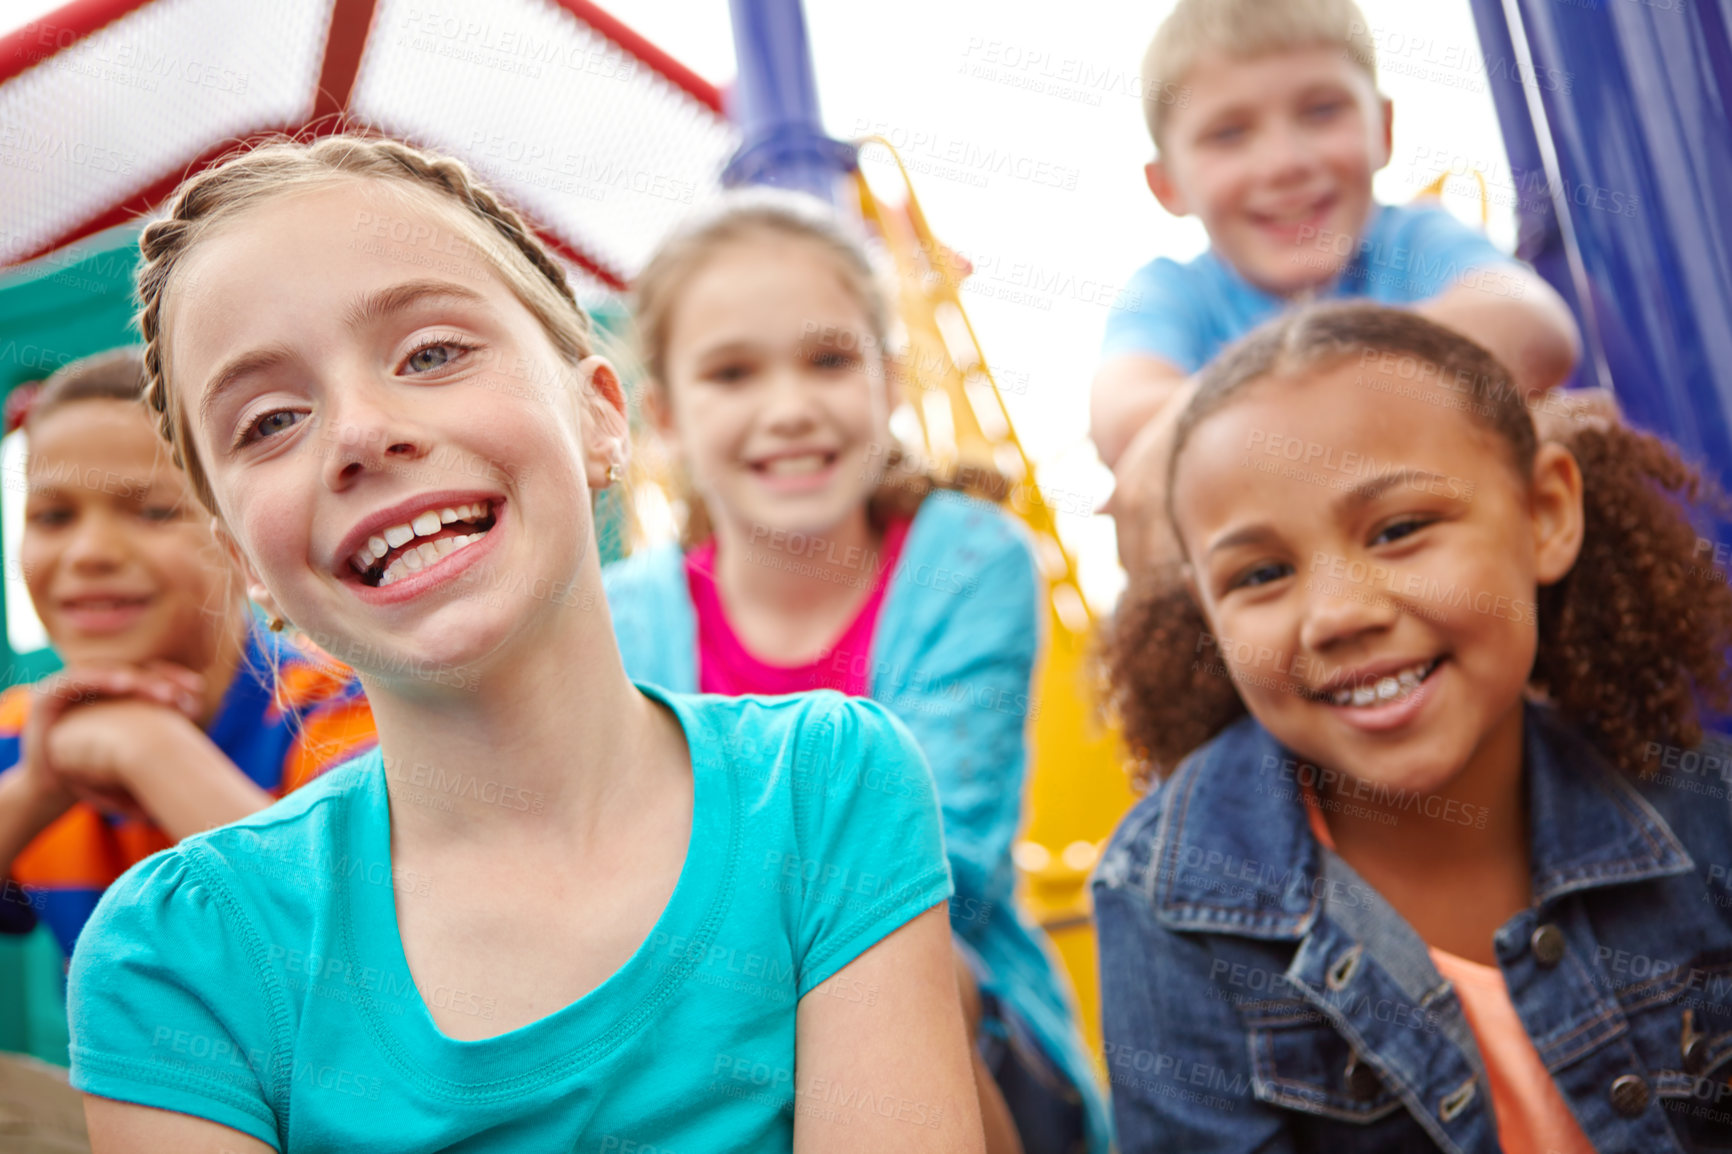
top-left (605, 193), bottom-right (1109, 1154)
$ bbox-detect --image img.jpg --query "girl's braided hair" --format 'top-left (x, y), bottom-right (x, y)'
top-left (1102, 302), bottom-right (1732, 788)
top-left (135, 133), bottom-right (596, 511)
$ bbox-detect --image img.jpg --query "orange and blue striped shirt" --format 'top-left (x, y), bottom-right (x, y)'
top-left (0, 628), bottom-right (375, 957)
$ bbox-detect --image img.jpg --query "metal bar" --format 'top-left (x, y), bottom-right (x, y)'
top-left (0, 124), bottom-right (629, 289)
top-left (310, 0), bottom-right (381, 125)
top-left (544, 0), bottom-right (726, 114)
top-left (1473, 0), bottom-right (1732, 486)
top-left (722, 0), bottom-right (855, 200)
top-left (0, 0), bottom-right (154, 86)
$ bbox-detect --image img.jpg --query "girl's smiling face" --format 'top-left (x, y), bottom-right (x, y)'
top-left (163, 181), bottom-right (623, 687)
top-left (654, 235), bottom-right (893, 542)
top-left (1170, 358), bottom-right (1583, 796)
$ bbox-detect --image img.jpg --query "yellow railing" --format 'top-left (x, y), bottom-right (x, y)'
top-left (851, 138), bottom-right (1139, 1064)
top-left (1414, 168), bottom-right (1491, 225)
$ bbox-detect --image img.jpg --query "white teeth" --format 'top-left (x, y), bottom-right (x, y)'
top-left (363, 528), bottom-right (487, 589)
top-left (1325, 660), bottom-right (1437, 708)
top-left (355, 503), bottom-right (494, 588)
top-left (762, 454), bottom-right (828, 475)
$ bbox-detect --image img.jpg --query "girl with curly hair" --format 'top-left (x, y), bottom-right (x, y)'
top-left (1094, 302), bottom-right (1732, 1153)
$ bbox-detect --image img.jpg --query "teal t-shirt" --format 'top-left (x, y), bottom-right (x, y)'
top-left (66, 687), bottom-right (953, 1151)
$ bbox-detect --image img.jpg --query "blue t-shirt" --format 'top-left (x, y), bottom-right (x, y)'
top-left (1102, 201), bottom-right (1519, 372)
top-left (66, 687), bottom-right (952, 1151)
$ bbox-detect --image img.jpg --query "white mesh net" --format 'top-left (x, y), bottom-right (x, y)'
top-left (0, 0), bottom-right (334, 265)
top-left (353, 0), bottom-right (737, 285)
top-left (0, 0), bottom-right (737, 282)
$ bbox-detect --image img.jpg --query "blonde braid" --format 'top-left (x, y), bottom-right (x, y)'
top-left (133, 133), bottom-right (597, 511)
top-left (362, 138), bottom-right (580, 313)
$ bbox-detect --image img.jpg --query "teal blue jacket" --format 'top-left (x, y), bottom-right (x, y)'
top-left (603, 491), bottom-right (1109, 1152)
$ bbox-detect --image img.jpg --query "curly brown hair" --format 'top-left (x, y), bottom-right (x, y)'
top-left (1102, 302), bottom-right (1732, 788)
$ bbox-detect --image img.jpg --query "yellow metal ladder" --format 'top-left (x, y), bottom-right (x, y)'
top-left (851, 138), bottom-right (1139, 1065)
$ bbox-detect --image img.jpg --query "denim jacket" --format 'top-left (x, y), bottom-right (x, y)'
top-left (1093, 703), bottom-right (1732, 1153)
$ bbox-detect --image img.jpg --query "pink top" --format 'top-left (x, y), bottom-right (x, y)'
top-left (1303, 798), bottom-right (1594, 1154)
top-left (1427, 948), bottom-right (1595, 1154)
top-left (686, 519), bottom-right (913, 698)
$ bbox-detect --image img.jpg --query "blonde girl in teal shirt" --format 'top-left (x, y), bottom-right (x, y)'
top-left (65, 135), bottom-right (985, 1154)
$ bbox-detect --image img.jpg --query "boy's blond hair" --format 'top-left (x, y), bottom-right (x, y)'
top-left (1143, 0), bottom-right (1378, 147)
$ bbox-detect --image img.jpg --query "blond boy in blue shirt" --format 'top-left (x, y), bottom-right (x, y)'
top-left (1095, 0), bottom-right (1587, 570)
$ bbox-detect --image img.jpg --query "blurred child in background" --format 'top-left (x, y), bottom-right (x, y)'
top-left (1095, 303), bottom-right (1732, 1151)
top-left (0, 347), bottom-right (374, 961)
top-left (608, 192), bottom-right (1110, 1154)
top-left (1093, 0), bottom-right (1583, 572)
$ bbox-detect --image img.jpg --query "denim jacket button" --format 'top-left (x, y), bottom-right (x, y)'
top-left (1684, 1009), bottom-right (1710, 1075)
top-left (1326, 945), bottom-right (1363, 991)
top-left (1609, 1074), bottom-right (1650, 1116)
top-left (1684, 1033), bottom-right (1709, 1075)
top-left (1344, 1053), bottom-right (1379, 1099)
top-left (1530, 924), bottom-right (1566, 967)
top-left (1439, 1079), bottom-right (1476, 1122)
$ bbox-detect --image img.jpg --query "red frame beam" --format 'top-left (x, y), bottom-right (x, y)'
top-left (547, 0), bottom-right (726, 114)
top-left (0, 0), bottom-right (153, 85)
top-left (2, 121), bottom-right (629, 290)
top-left (311, 0), bottom-right (380, 124)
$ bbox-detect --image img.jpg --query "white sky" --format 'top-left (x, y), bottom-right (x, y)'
top-left (0, 0), bottom-right (1515, 609)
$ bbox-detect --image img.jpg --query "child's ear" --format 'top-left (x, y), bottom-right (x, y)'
top-left (1373, 96), bottom-right (1394, 173)
top-left (1529, 442), bottom-right (1585, 584)
top-left (642, 377), bottom-right (676, 437)
top-left (211, 517), bottom-right (279, 624)
top-left (879, 354), bottom-right (905, 422)
top-left (1180, 561), bottom-right (1202, 607)
top-left (576, 356), bottom-right (630, 490)
top-left (1145, 159), bottom-right (1190, 217)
